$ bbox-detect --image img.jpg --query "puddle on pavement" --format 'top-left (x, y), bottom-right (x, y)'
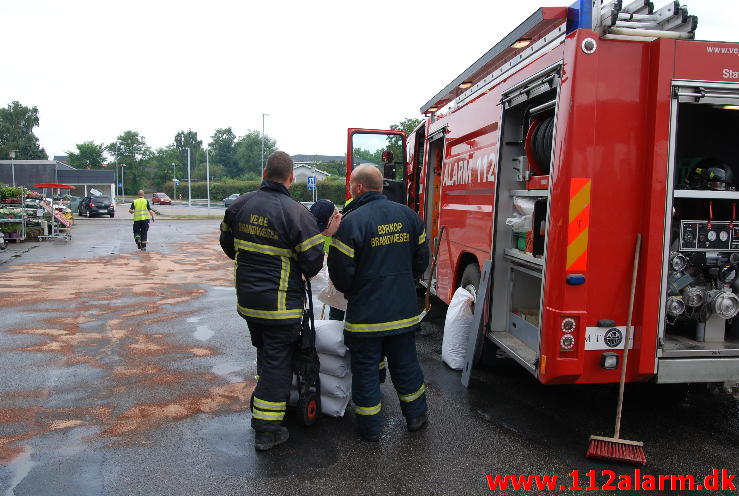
top-left (0, 236), bottom-right (246, 465)
top-left (3, 446), bottom-right (36, 496)
top-left (193, 325), bottom-right (214, 341)
top-left (201, 412), bottom-right (345, 480)
top-left (212, 363), bottom-right (244, 377)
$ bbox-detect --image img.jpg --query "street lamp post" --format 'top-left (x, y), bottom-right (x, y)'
top-left (206, 148), bottom-right (210, 213)
top-left (8, 150), bottom-right (17, 187)
top-left (187, 148), bottom-right (191, 209)
top-left (115, 143), bottom-right (121, 202)
top-left (261, 113), bottom-right (269, 177)
top-left (172, 163), bottom-right (177, 201)
top-left (120, 164), bottom-right (126, 202)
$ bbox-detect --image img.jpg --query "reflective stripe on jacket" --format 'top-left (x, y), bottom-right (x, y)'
top-left (327, 192), bottom-right (429, 337)
top-left (219, 180), bottom-right (324, 326)
top-left (132, 198), bottom-right (151, 221)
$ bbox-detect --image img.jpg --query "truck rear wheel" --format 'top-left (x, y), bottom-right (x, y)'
top-left (460, 263), bottom-right (497, 366)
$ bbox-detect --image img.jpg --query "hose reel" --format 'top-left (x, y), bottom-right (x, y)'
top-left (525, 115), bottom-right (555, 175)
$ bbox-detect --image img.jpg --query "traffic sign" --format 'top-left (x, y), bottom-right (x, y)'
top-left (307, 176), bottom-right (316, 190)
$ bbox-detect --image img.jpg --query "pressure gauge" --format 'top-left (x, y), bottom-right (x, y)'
top-left (560, 334), bottom-right (575, 350)
top-left (708, 230), bottom-right (717, 242)
top-left (720, 230), bottom-right (729, 242)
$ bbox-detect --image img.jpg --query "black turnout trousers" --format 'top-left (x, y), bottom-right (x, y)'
top-left (248, 321), bottom-right (300, 432)
top-left (133, 220), bottom-right (150, 243)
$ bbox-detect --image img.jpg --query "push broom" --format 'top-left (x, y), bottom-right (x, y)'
top-left (586, 233), bottom-right (647, 465)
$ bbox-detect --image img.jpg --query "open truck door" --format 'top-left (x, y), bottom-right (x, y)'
top-left (346, 128), bottom-right (407, 205)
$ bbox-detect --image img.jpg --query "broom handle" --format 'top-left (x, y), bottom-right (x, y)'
top-left (614, 233), bottom-right (641, 440)
top-left (425, 225), bottom-right (446, 312)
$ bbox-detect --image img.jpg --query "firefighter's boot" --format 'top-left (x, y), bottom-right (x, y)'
top-left (134, 235), bottom-right (141, 249)
top-left (140, 241), bottom-right (147, 252)
top-left (407, 413), bottom-right (428, 432)
top-left (254, 427), bottom-right (289, 451)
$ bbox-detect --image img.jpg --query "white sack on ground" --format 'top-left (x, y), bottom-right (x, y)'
top-left (319, 281), bottom-right (347, 311)
top-left (321, 394), bottom-right (351, 417)
top-left (442, 287), bottom-right (475, 370)
top-left (315, 320), bottom-right (348, 357)
top-left (318, 352), bottom-right (350, 378)
top-left (319, 372), bottom-right (352, 398)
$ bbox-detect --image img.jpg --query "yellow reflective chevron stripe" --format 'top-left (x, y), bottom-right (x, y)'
top-left (253, 397), bottom-right (286, 411)
top-left (234, 239), bottom-right (294, 257)
top-left (344, 315), bottom-right (421, 333)
top-left (399, 384), bottom-right (426, 403)
top-left (331, 238), bottom-right (354, 258)
top-left (418, 231), bottom-right (426, 245)
top-left (220, 221), bottom-right (230, 232)
top-left (237, 305), bottom-right (303, 320)
top-left (252, 407), bottom-right (285, 421)
top-left (277, 256), bottom-right (289, 310)
top-left (354, 402), bottom-right (382, 416)
top-left (378, 361), bottom-right (386, 370)
top-left (295, 233), bottom-right (324, 253)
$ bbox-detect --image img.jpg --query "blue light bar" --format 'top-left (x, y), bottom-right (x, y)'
top-left (567, 0), bottom-right (592, 33)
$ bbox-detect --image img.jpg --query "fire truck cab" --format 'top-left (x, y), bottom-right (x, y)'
top-left (346, 1), bottom-right (739, 386)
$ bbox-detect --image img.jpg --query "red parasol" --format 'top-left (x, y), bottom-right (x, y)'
top-left (33, 183), bottom-right (76, 189)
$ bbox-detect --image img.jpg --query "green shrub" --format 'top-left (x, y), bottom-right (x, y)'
top-left (163, 177), bottom-right (348, 205)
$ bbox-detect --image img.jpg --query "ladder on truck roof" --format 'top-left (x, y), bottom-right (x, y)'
top-left (596, 0), bottom-right (697, 41)
top-left (420, 1), bottom-right (698, 116)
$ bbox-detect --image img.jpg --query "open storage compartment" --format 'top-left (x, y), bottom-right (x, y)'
top-left (488, 65), bottom-right (559, 373)
top-left (660, 82), bottom-right (739, 374)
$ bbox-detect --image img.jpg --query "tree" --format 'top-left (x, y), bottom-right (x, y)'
top-left (107, 131), bottom-right (152, 193)
top-left (147, 145), bottom-right (180, 190)
top-left (233, 130), bottom-right (276, 177)
top-left (66, 141), bottom-right (106, 169)
top-left (314, 160), bottom-right (345, 177)
top-left (390, 118), bottom-right (423, 137)
top-left (385, 117), bottom-right (423, 170)
top-left (0, 101), bottom-right (47, 160)
top-left (174, 129), bottom-right (203, 172)
top-left (209, 127), bottom-right (237, 177)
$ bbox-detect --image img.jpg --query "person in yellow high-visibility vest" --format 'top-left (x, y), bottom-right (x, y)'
top-left (128, 190), bottom-right (155, 251)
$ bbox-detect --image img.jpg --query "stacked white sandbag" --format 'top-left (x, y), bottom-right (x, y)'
top-left (314, 319), bottom-right (352, 417)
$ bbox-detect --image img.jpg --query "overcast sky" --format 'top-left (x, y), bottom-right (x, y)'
top-left (2, 0), bottom-right (735, 159)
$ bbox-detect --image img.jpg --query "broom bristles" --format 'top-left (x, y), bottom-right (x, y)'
top-left (586, 436), bottom-right (646, 465)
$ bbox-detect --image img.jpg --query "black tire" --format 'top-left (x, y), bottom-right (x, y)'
top-left (109, 213), bottom-right (115, 218)
top-left (295, 391), bottom-right (321, 427)
top-left (460, 263), bottom-right (498, 366)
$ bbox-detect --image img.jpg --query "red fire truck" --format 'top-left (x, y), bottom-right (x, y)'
top-left (345, 0), bottom-right (739, 385)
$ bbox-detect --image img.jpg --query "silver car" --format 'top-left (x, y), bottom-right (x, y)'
top-left (223, 193), bottom-right (240, 208)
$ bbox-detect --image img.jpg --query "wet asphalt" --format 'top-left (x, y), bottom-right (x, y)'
top-left (0, 217), bottom-right (737, 495)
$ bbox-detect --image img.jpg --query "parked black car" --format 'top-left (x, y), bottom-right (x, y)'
top-left (78, 196), bottom-right (115, 217)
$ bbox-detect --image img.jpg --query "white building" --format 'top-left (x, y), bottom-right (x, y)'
top-left (292, 164), bottom-right (330, 183)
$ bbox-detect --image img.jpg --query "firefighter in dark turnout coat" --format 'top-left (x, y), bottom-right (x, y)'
top-left (220, 151), bottom-right (324, 451)
top-left (328, 164), bottom-right (430, 441)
